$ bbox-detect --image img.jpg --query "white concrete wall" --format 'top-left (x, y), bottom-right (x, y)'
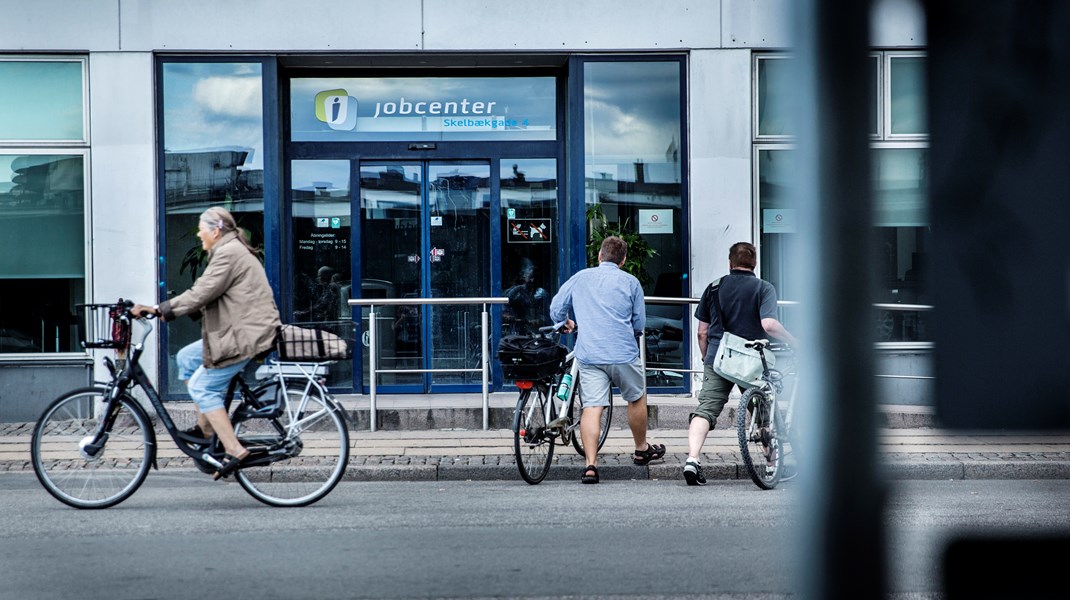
top-left (87, 52), bottom-right (158, 381)
top-left (687, 49), bottom-right (753, 368)
top-left (0, 0), bottom-right (925, 53)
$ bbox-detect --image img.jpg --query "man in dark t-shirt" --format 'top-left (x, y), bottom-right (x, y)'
top-left (684, 242), bottom-right (797, 486)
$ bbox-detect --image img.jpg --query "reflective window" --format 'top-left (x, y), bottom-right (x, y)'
top-left (756, 56), bottom-right (794, 137)
top-left (291, 160), bottom-right (352, 388)
top-left (290, 77), bottom-right (557, 142)
top-left (583, 60), bottom-right (686, 386)
top-left (501, 159), bottom-right (557, 338)
top-left (757, 146), bottom-right (931, 341)
top-left (0, 58), bottom-right (86, 142)
top-left (359, 165), bottom-right (422, 388)
top-left (756, 54), bottom-right (880, 138)
top-left (889, 55), bottom-right (928, 136)
top-left (755, 51), bottom-right (930, 343)
top-left (160, 61), bottom-right (265, 394)
top-left (0, 153), bottom-right (86, 352)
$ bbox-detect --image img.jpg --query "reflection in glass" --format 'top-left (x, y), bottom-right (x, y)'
top-left (428, 164), bottom-right (490, 386)
top-left (758, 147), bottom-right (931, 342)
top-left (501, 159), bottom-right (557, 339)
top-left (757, 56), bottom-right (795, 137)
top-left (0, 154), bottom-right (85, 353)
top-left (292, 160), bottom-right (353, 388)
top-left (161, 62), bottom-right (264, 394)
top-left (0, 60), bottom-right (85, 141)
top-left (583, 60), bottom-right (685, 387)
top-left (360, 165), bottom-right (422, 387)
top-left (890, 56), bottom-right (927, 135)
top-left (873, 148), bottom-right (930, 341)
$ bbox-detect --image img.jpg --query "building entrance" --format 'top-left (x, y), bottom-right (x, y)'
top-left (289, 156), bottom-right (561, 395)
top-left (358, 161), bottom-right (491, 392)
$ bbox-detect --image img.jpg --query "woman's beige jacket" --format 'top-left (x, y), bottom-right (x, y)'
top-left (159, 232), bottom-right (282, 368)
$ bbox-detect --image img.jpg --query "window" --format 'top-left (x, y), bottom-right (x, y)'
top-left (160, 61), bottom-right (265, 394)
top-left (581, 58), bottom-right (688, 385)
top-left (754, 51), bottom-right (929, 343)
top-left (0, 57), bottom-right (88, 354)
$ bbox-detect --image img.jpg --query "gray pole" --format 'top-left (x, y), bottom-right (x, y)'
top-left (790, 0), bottom-right (886, 599)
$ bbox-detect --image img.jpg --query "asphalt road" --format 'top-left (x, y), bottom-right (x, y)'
top-left (1, 474), bottom-right (1068, 599)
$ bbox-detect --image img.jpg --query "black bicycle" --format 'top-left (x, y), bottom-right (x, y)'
top-left (31, 300), bottom-right (350, 509)
top-left (736, 340), bottom-right (798, 490)
top-left (501, 325), bottom-right (612, 484)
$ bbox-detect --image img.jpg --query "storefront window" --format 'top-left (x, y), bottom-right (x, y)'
top-left (583, 59), bottom-right (686, 386)
top-left (0, 56), bottom-right (88, 354)
top-left (0, 154), bottom-right (86, 353)
top-left (757, 146), bottom-right (930, 341)
top-left (756, 51), bottom-right (929, 343)
top-left (160, 61), bottom-right (265, 394)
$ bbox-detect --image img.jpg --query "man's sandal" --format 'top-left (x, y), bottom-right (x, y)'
top-left (633, 442), bottom-right (666, 466)
top-left (581, 465), bottom-right (599, 484)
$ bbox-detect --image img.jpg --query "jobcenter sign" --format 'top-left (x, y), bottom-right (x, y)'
top-left (292, 76), bottom-right (556, 141)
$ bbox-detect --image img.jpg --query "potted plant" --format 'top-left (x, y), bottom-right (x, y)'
top-left (586, 202), bottom-right (658, 286)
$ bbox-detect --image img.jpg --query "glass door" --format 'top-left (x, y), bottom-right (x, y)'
top-left (359, 161), bottom-right (491, 392)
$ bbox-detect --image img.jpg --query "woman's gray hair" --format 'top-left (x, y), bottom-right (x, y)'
top-left (199, 207), bottom-right (237, 233)
top-left (199, 206), bottom-right (255, 253)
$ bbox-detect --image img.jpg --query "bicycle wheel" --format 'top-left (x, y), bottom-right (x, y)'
top-left (31, 387), bottom-right (154, 509)
top-left (513, 387), bottom-right (554, 484)
top-left (234, 385), bottom-right (349, 507)
top-left (737, 388), bottom-right (783, 490)
top-left (570, 380), bottom-right (612, 457)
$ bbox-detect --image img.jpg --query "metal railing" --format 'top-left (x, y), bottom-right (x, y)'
top-left (347, 297), bottom-right (509, 431)
top-left (644, 297), bottom-right (936, 383)
top-left (348, 296), bottom-right (933, 430)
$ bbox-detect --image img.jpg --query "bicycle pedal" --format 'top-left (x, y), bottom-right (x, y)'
top-left (547, 416), bottom-right (571, 429)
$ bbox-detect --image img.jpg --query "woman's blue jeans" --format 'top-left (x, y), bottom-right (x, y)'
top-left (176, 340), bottom-right (250, 413)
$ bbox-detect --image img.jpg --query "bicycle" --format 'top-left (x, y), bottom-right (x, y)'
top-left (502, 325), bottom-right (612, 484)
top-left (735, 340), bottom-right (798, 490)
top-left (30, 299), bottom-right (350, 509)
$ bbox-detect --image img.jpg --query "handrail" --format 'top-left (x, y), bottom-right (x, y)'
top-left (348, 297), bottom-right (509, 431)
top-left (643, 296), bottom-right (936, 383)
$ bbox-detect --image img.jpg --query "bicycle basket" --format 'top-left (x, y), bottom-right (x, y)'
top-left (76, 303), bottom-right (130, 350)
top-left (497, 334), bottom-right (566, 380)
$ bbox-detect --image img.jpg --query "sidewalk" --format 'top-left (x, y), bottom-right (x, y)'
top-left (4, 395), bottom-right (1069, 482)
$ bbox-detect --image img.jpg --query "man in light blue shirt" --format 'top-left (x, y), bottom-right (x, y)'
top-left (550, 236), bottom-right (666, 484)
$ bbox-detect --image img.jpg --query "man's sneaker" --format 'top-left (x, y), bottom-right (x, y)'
top-left (683, 458), bottom-right (706, 486)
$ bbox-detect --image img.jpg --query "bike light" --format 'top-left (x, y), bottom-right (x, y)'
top-left (515, 381), bottom-right (534, 390)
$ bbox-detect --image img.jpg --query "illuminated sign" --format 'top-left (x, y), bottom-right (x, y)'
top-left (291, 77), bottom-right (556, 142)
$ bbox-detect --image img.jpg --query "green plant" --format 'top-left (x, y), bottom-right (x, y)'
top-left (586, 202), bottom-right (658, 286)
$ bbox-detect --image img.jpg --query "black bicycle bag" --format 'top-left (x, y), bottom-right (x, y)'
top-left (497, 335), bottom-right (567, 380)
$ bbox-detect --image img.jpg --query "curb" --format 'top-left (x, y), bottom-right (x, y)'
top-left (32, 455), bottom-right (1057, 483)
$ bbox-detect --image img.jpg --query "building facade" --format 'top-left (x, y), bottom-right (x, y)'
top-left (0, 0), bottom-right (929, 420)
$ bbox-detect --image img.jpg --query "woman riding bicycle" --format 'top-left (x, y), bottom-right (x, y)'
top-left (133, 206), bottom-right (281, 480)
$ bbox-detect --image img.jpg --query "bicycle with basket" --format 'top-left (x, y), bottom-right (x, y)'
top-left (30, 299), bottom-right (352, 509)
top-left (498, 324), bottom-right (612, 484)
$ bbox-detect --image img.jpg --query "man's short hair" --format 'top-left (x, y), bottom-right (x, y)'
top-left (729, 242), bottom-right (757, 270)
top-left (600, 236), bottom-right (628, 264)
